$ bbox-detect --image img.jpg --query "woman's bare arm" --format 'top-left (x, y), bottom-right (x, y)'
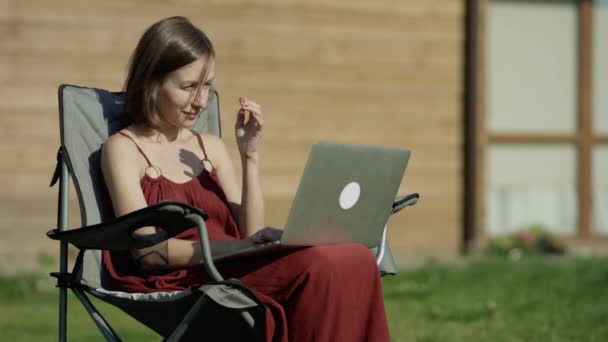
top-left (205, 133), bottom-right (265, 238)
top-left (207, 97), bottom-right (268, 238)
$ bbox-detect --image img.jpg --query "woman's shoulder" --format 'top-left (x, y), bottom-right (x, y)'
top-left (190, 132), bottom-right (230, 165)
top-left (190, 130), bottom-right (219, 141)
top-left (106, 129), bottom-right (129, 144)
top-left (191, 131), bottom-right (225, 150)
top-left (103, 130), bottom-right (140, 157)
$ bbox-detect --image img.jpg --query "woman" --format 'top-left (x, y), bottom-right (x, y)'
top-left (101, 16), bottom-right (389, 342)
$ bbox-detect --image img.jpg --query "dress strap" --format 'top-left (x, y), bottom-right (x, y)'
top-left (193, 132), bottom-right (210, 161)
top-left (117, 131), bottom-right (152, 167)
top-left (193, 131), bottom-right (215, 171)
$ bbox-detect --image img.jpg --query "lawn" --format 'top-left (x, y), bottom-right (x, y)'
top-left (1, 256), bottom-right (607, 341)
top-left (383, 256), bottom-right (608, 341)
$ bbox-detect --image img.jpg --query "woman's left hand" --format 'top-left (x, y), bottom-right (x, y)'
top-left (235, 97), bottom-right (264, 160)
top-left (247, 227), bottom-right (283, 245)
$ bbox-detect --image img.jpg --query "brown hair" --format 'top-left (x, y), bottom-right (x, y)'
top-left (123, 16), bottom-right (215, 128)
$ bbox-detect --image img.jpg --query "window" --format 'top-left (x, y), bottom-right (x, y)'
top-left (481, 0), bottom-right (608, 239)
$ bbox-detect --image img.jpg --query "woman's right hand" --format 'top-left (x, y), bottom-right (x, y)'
top-left (235, 97), bottom-right (264, 160)
top-left (247, 227), bottom-right (283, 245)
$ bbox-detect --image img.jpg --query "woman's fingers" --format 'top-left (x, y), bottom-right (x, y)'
top-left (235, 108), bottom-right (246, 129)
top-left (258, 228), bottom-right (281, 243)
top-left (239, 97), bottom-right (264, 131)
top-left (261, 227), bottom-right (282, 241)
top-left (248, 227), bottom-right (283, 245)
top-left (240, 97), bottom-right (262, 116)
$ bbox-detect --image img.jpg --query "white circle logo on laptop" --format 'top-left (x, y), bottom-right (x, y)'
top-left (339, 182), bottom-right (361, 210)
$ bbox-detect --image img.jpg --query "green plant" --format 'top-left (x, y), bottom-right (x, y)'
top-left (487, 223), bottom-right (566, 257)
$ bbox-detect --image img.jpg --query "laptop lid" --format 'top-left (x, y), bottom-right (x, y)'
top-left (280, 141), bottom-right (410, 248)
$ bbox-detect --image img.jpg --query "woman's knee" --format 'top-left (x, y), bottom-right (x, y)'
top-left (303, 243), bottom-right (378, 276)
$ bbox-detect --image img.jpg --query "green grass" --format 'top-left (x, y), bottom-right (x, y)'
top-left (2, 256), bottom-right (607, 341)
top-left (383, 256), bottom-right (608, 341)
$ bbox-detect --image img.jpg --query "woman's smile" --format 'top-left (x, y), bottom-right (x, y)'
top-left (184, 110), bottom-right (199, 120)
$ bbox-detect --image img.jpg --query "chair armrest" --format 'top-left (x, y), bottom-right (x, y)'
top-left (374, 193), bottom-right (420, 275)
top-left (46, 201), bottom-right (208, 251)
top-left (392, 193), bottom-right (420, 214)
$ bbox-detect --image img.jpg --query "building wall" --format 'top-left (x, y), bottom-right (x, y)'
top-left (0, 0), bottom-right (464, 266)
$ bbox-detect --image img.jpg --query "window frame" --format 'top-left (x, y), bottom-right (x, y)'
top-left (466, 0), bottom-right (608, 250)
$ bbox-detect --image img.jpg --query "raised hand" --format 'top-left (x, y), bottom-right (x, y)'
top-left (235, 97), bottom-right (264, 160)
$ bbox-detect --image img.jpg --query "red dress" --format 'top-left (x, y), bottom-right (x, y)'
top-left (102, 132), bottom-right (390, 342)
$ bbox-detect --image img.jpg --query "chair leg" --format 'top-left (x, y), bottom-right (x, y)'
top-left (57, 155), bottom-right (70, 342)
top-left (58, 242), bottom-right (68, 342)
top-left (58, 287), bottom-right (67, 342)
top-left (164, 296), bottom-right (260, 342)
top-left (165, 295), bottom-right (210, 342)
top-left (72, 288), bottom-right (122, 342)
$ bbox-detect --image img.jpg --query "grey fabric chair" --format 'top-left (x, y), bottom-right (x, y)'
top-left (47, 84), bottom-right (419, 341)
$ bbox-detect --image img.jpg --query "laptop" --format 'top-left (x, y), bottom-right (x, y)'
top-left (213, 141), bottom-right (410, 261)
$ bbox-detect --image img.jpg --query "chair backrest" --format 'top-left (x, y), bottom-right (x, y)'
top-left (58, 84), bottom-right (221, 288)
top-left (59, 84), bottom-right (221, 227)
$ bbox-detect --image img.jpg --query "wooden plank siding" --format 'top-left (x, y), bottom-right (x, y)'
top-left (0, 0), bottom-right (465, 266)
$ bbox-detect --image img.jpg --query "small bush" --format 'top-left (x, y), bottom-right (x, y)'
top-left (487, 224), bottom-right (566, 257)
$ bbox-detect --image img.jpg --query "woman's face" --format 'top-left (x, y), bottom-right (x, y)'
top-left (156, 56), bottom-right (215, 129)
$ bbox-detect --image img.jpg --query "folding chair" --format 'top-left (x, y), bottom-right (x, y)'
top-left (46, 84), bottom-right (419, 341)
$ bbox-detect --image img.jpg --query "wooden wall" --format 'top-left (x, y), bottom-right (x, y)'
top-left (0, 0), bottom-right (464, 267)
